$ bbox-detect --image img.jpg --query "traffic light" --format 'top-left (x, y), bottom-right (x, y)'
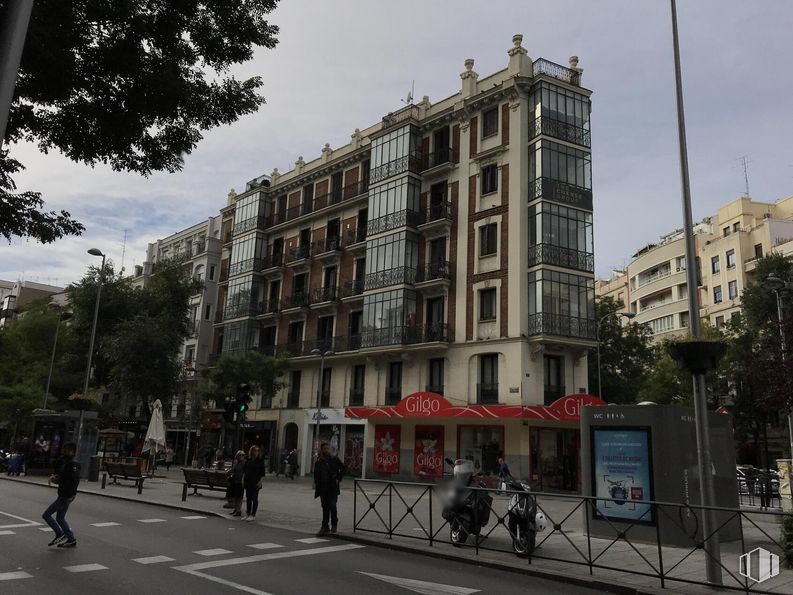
top-left (222, 397), bottom-right (235, 422)
top-left (236, 383), bottom-right (251, 415)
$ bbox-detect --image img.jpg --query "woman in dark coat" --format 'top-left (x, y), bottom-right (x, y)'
top-left (228, 450), bottom-right (246, 517)
top-left (243, 445), bottom-right (266, 521)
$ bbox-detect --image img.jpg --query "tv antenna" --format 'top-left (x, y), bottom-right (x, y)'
top-left (401, 80), bottom-right (414, 105)
top-left (120, 229), bottom-right (128, 273)
top-left (736, 155), bottom-right (750, 197)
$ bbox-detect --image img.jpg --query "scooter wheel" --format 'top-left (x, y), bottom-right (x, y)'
top-left (513, 529), bottom-right (536, 557)
top-left (450, 522), bottom-right (468, 546)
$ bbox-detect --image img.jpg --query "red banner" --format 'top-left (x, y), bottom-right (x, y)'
top-left (373, 425), bottom-right (401, 473)
top-left (414, 425), bottom-right (444, 478)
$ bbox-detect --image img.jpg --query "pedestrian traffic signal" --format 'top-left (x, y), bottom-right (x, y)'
top-left (236, 383), bottom-right (251, 414)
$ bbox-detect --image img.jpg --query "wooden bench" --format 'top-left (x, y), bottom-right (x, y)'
top-left (102, 462), bottom-right (145, 494)
top-left (181, 468), bottom-right (229, 501)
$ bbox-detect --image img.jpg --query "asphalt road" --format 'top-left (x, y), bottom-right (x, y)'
top-left (0, 480), bottom-right (599, 595)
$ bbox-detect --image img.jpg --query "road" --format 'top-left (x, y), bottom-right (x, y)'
top-left (0, 480), bottom-right (599, 595)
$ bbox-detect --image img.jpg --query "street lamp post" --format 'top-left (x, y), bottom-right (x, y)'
top-left (762, 273), bottom-right (793, 461)
top-left (43, 309), bottom-right (72, 409)
top-left (311, 348), bottom-right (334, 460)
top-left (596, 311), bottom-right (636, 399)
top-left (76, 248), bottom-right (106, 452)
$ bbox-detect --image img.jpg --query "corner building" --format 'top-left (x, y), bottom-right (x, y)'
top-left (214, 36), bottom-right (597, 491)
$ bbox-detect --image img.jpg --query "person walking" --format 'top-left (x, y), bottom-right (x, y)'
top-left (313, 442), bottom-right (345, 536)
top-left (164, 444), bottom-right (175, 471)
top-left (228, 450), bottom-right (246, 517)
top-left (497, 456), bottom-right (512, 492)
top-left (42, 442), bottom-right (80, 548)
top-left (287, 448), bottom-right (298, 479)
top-left (243, 445), bottom-right (266, 521)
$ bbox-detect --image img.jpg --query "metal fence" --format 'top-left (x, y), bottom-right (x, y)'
top-left (353, 479), bottom-right (793, 593)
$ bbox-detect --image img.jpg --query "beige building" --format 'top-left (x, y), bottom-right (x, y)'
top-left (212, 36), bottom-right (598, 490)
top-left (594, 269), bottom-right (629, 308)
top-left (0, 280), bottom-right (64, 328)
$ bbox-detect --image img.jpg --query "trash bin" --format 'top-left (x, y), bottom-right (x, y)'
top-left (87, 455), bottom-right (102, 482)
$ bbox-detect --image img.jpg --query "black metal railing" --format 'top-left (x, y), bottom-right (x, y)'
top-left (360, 323), bottom-right (449, 348)
top-left (282, 292), bottom-right (309, 309)
top-left (261, 252), bottom-right (284, 269)
top-left (349, 388), bottom-right (365, 407)
top-left (345, 227), bottom-right (367, 245)
top-left (421, 147), bottom-right (456, 171)
top-left (280, 341), bottom-right (306, 357)
top-left (314, 236), bottom-right (342, 254)
top-left (365, 266), bottom-right (416, 290)
top-left (477, 383), bottom-right (498, 404)
top-left (384, 387), bottom-right (401, 406)
top-left (529, 117), bottom-right (591, 148)
top-left (228, 257), bottom-right (263, 277)
top-left (353, 480), bottom-right (790, 593)
top-left (367, 209), bottom-right (420, 236)
top-left (340, 279), bottom-right (365, 298)
top-left (381, 104), bottom-right (420, 129)
top-left (348, 334), bottom-right (362, 351)
top-left (311, 286), bottom-right (338, 304)
top-left (528, 244), bottom-right (594, 273)
top-left (343, 179), bottom-right (369, 200)
top-left (415, 261), bottom-right (452, 283)
top-left (531, 178), bottom-right (593, 211)
top-left (737, 472), bottom-right (780, 510)
top-left (425, 384), bottom-right (444, 395)
top-left (532, 58), bottom-right (581, 86)
top-left (257, 298), bottom-right (280, 315)
top-left (543, 385), bottom-right (565, 405)
top-left (304, 336), bottom-right (337, 354)
top-left (257, 345), bottom-right (277, 356)
top-left (286, 244), bottom-right (312, 264)
top-left (233, 216), bottom-right (265, 235)
top-left (370, 153), bottom-right (422, 184)
top-left (528, 313), bottom-right (597, 340)
top-left (421, 201), bottom-right (453, 225)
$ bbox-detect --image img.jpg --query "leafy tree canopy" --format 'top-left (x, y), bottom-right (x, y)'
top-left (207, 351), bottom-right (287, 403)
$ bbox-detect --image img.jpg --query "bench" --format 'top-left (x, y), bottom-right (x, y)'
top-left (102, 462), bottom-right (145, 494)
top-left (182, 468), bottom-right (229, 501)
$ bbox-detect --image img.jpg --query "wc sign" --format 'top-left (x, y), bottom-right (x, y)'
top-left (739, 548), bottom-right (780, 584)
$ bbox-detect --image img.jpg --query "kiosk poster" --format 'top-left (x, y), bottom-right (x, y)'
top-left (592, 428), bottom-right (654, 523)
top-left (414, 425), bottom-right (444, 477)
top-left (373, 425), bottom-right (401, 473)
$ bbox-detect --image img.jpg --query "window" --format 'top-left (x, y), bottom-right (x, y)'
top-left (185, 345), bottom-right (195, 364)
top-left (386, 362), bottom-right (402, 405)
top-left (529, 140), bottom-right (592, 190)
top-left (481, 164), bottom-right (498, 195)
top-left (479, 288), bottom-right (497, 321)
top-left (428, 358), bottom-right (444, 394)
top-left (713, 286), bottom-right (722, 304)
top-left (320, 367), bottom-right (332, 408)
top-left (711, 256), bottom-right (720, 274)
top-left (479, 223), bottom-right (498, 256)
top-left (728, 280), bottom-right (738, 299)
top-left (646, 314), bottom-right (674, 334)
top-left (287, 320), bottom-right (304, 344)
top-left (726, 249), bottom-right (736, 269)
top-left (715, 315), bottom-right (725, 329)
top-left (478, 354), bottom-right (498, 403)
top-left (209, 265), bottom-right (216, 281)
top-left (350, 365), bottom-right (365, 406)
top-left (458, 426), bottom-right (503, 476)
top-left (723, 226), bottom-right (730, 237)
top-left (317, 315), bottom-right (334, 340)
top-left (288, 370), bottom-right (301, 408)
top-left (482, 107), bottom-right (498, 138)
top-left (543, 355), bottom-right (563, 404)
top-left (528, 269), bottom-right (596, 321)
top-left (676, 256), bottom-right (686, 271)
top-left (732, 222), bottom-right (740, 232)
top-left (204, 304), bottom-right (211, 320)
top-left (754, 244), bottom-right (763, 260)
top-left (528, 202), bottom-right (593, 257)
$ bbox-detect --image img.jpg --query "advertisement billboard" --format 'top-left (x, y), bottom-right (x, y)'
top-left (413, 425), bottom-right (444, 478)
top-left (373, 424), bottom-right (401, 473)
top-left (591, 427), bottom-right (654, 524)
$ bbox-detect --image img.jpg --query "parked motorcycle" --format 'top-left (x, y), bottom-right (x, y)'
top-left (504, 477), bottom-right (547, 556)
top-left (440, 458), bottom-right (493, 546)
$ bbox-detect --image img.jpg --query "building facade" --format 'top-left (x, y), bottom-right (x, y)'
top-left (213, 36), bottom-right (597, 489)
top-left (0, 280), bottom-right (64, 328)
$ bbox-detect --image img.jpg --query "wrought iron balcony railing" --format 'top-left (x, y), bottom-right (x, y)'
top-left (421, 201), bottom-right (453, 225)
top-left (477, 383), bottom-right (499, 404)
top-left (360, 323), bottom-right (449, 348)
top-left (384, 387), bottom-right (401, 406)
top-left (345, 227), bottom-right (367, 245)
top-left (349, 388), bottom-right (365, 407)
top-left (261, 252), bottom-right (284, 270)
top-left (529, 117), bottom-right (591, 148)
top-left (370, 153), bottom-right (422, 184)
top-left (282, 292), bottom-right (309, 309)
top-left (544, 385), bottom-right (565, 406)
top-left (528, 244), bottom-right (594, 273)
top-left (340, 279), bottom-right (364, 298)
top-left (364, 266), bottom-right (416, 290)
top-left (420, 147), bottom-right (457, 171)
top-left (286, 244), bottom-right (312, 264)
top-left (314, 236), bottom-right (342, 255)
top-left (532, 58), bottom-right (581, 86)
top-left (257, 298), bottom-right (281, 315)
top-left (311, 286), bottom-right (338, 304)
top-left (527, 313), bottom-right (597, 340)
top-left (367, 209), bottom-right (420, 236)
top-left (233, 216), bottom-right (265, 235)
top-left (415, 260), bottom-right (452, 283)
top-left (228, 258), bottom-right (263, 277)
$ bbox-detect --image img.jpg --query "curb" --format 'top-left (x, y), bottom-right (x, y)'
top-left (333, 532), bottom-right (664, 595)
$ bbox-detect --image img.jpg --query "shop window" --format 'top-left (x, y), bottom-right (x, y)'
top-left (458, 426), bottom-right (504, 477)
top-left (479, 223), bottom-right (498, 256)
top-left (481, 164), bottom-right (498, 195)
top-left (482, 107), bottom-right (498, 138)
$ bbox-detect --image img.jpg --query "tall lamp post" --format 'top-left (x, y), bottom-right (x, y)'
top-left (76, 248), bottom-right (106, 452)
top-left (762, 273), bottom-right (793, 461)
top-left (311, 348), bottom-right (334, 459)
top-left (596, 311), bottom-right (635, 399)
top-left (43, 308), bottom-right (72, 409)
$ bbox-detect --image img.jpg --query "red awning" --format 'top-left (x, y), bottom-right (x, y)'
top-left (345, 392), bottom-right (606, 422)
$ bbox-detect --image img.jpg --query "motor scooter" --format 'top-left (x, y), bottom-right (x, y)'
top-left (504, 476), bottom-right (547, 556)
top-left (440, 458), bottom-right (493, 546)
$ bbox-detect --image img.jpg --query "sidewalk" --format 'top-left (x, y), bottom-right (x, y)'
top-left (3, 471), bottom-right (791, 594)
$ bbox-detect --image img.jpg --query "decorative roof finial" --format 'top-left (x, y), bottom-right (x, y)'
top-left (569, 55), bottom-right (579, 69)
top-left (464, 58), bottom-right (475, 72)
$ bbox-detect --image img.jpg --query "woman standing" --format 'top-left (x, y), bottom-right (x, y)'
top-left (228, 450), bottom-right (246, 517)
top-left (243, 445), bottom-right (266, 521)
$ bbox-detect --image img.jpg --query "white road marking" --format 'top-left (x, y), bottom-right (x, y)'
top-left (0, 510), bottom-right (42, 529)
top-left (180, 515), bottom-right (207, 520)
top-left (64, 564), bottom-right (108, 573)
top-left (357, 572), bottom-right (481, 595)
top-left (173, 544), bottom-right (365, 595)
top-left (0, 530), bottom-right (15, 535)
top-left (246, 543), bottom-right (283, 550)
top-left (138, 518), bottom-right (166, 524)
top-left (194, 548), bottom-right (233, 556)
top-left (0, 571), bottom-right (32, 581)
top-left (132, 555), bottom-right (175, 565)
top-left (38, 527), bottom-right (54, 532)
top-left (91, 522), bottom-right (121, 527)
top-left (294, 537), bottom-right (328, 544)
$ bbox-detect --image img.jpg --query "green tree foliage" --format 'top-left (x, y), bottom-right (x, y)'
top-left (1, 0), bottom-right (279, 243)
top-left (207, 351), bottom-right (287, 406)
top-left (588, 296), bottom-right (654, 403)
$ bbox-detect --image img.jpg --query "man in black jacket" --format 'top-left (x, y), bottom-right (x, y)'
top-left (313, 442), bottom-right (345, 536)
top-left (42, 442), bottom-right (80, 548)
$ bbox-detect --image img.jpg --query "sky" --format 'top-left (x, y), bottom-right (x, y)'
top-left (1, 0), bottom-right (792, 287)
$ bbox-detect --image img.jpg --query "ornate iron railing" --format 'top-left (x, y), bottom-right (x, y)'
top-left (311, 286), bottom-right (338, 304)
top-left (282, 292), bottom-right (309, 309)
top-left (370, 154), bottom-right (422, 184)
top-left (349, 388), bottom-right (365, 407)
top-left (528, 313), bottom-right (597, 340)
top-left (345, 227), bottom-right (367, 245)
top-left (233, 216), bottom-right (265, 235)
top-left (286, 244), bottom-right (312, 264)
top-left (367, 209), bottom-right (420, 236)
top-left (421, 201), bottom-right (453, 225)
top-left (532, 58), bottom-right (581, 86)
top-left (381, 104), bottom-right (420, 128)
top-left (261, 252), bottom-right (284, 269)
top-left (528, 244), bottom-right (594, 273)
top-left (228, 258), bottom-right (263, 277)
top-left (530, 117), bottom-right (591, 147)
top-left (477, 383), bottom-right (499, 404)
top-left (421, 147), bottom-right (457, 171)
top-left (360, 323), bottom-right (449, 348)
top-left (340, 279), bottom-right (365, 298)
top-left (314, 236), bottom-right (342, 254)
top-left (415, 261), bottom-right (453, 283)
top-left (364, 266), bottom-right (416, 290)
top-left (256, 298), bottom-right (280, 315)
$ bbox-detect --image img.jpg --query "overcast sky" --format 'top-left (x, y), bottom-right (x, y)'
top-left (1, 0), bottom-right (791, 287)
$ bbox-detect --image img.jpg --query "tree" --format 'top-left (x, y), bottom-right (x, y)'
top-left (1, 0), bottom-right (279, 243)
top-left (588, 296), bottom-right (654, 403)
top-left (207, 351), bottom-right (287, 408)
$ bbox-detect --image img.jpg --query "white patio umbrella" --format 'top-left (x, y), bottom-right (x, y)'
top-left (143, 399), bottom-right (166, 472)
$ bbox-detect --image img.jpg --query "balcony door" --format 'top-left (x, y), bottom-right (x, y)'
top-left (429, 237), bottom-right (446, 265)
top-left (327, 218), bottom-right (340, 246)
top-left (426, 297), bottom-right (444, 329)
top-left (543, 355), bottom-right (564, 405)
top-left (432, 127), bottom-right (450, 160)
top-left (479, 354), bottom-right (498, 404)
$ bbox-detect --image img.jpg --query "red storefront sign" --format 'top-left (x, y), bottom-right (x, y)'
top-left (373, 424), bottom-right (401, 473)
top-left (347, 392), bottom-right (606, 421)
top-left (414, 425), bottom-right (444, 477)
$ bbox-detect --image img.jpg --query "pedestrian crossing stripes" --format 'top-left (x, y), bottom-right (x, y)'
top-left (91, 522), bottom-right (121, 527)
top-left (132, 555), bottom-right (175, 565)
top-left (38, 527), bottom-right (53, 532)
top-left (295, 537), bottom-right (329, 544)
top-left (0, 571), bottom-right (32, 581)
top-left (247, 542), bottom-right (283, 550)
top-left (194, 548), bottom-right (233, 556)
top-left (64, 564), bottom-right (108, 573)
top-left (0, 530), bottom-right (15, 535)
top-left (180, 515), bottom-right (207, 520)
top-left (138, 518), bottom-right (166, 523)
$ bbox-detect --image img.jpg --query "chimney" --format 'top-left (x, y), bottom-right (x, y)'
top-left (507, 34), bottom-right (531, 77)
top-left (460, 58), bottom-right (478, 98)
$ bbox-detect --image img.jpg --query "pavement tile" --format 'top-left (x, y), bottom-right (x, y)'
top-left (64, 563), bottom-right (108, 573)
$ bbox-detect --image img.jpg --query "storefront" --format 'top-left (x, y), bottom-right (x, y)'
top-left (346, 391), bottom-right (605, 491)
top-left (301, 408), bottom-right (366, 477)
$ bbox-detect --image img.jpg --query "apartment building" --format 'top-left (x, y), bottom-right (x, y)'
top-left (594, 269), bottom-right (629, 308)
top-left (0, 280), bottom-right (64, 328)
top-left (213, 36), bottom-right (597, 490)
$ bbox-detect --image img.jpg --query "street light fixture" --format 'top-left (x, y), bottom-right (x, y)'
top-left (43, 308), bottom-right (72, 409)
top-left (596, 310), bottom-right (636, 399)
top-left (311, 347), bottom-right (334, 461)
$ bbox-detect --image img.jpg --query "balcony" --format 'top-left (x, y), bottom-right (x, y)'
top-left (415, 261), bottom-right (452, 294)
top-left (532, 58), bottom-right (581, 87)
top-left (286, 391), bottom-right (300, 409)
top-left (544, 385), bottom-right (565, 406)
top-left (313, 236), bottom-right (342, 261)
top-left (256, 298), bottom-right (281, 318)
top-left (528, 244), bottom-right (594, 273)
top-left (529, 117), bottom-right (590, 148)
top-left (281, 292), bottom-right (309, 311)
top-left (304, 336), bottom-right (337, 354)
top-left (344, 227), bottom-right (367, 253)
top-left (637, 268), bottom-right (673, 288)
top-left (349, 388), bottom-right (365, 407)
top-left (425, 384), bottom-right (444, 396)
top-left (365, 266), bottom-right (416, 290)
top-left (370, 153), bottom-right (422, 185)
top-left (310, 286), bottom-right (339, 312)
top-left (531, 178), bottom-right (592, 211)
top-left (257, 345), bottom-right (277, 357)
top-left (420, 147), bottom-right (457, 174)
top-left (219, 268), bottom-right (229, 283)
top-left (384, 387), bottom-right (401, 406)
top-left (361, 323), bottom-right (449, 348)
top-left (340, 279), bottom-right (365, 302)
top-left (280, 341), bottom-right (307, 357)
top-left (214, 311), bottom-right (223, 324)
top-left (477, 383), bottom-right (499, 404)
top-left (261, 253), bottom-right (284, 276)
top-left (233, 216), bottom-right (265, 235)
top-left (286, 244), bottom-right (312, 267)
top-left (367, 209), bottom-right (420, 236)
top-left (418, 201), bottom-right (453, 236)
top-left (343, 180), bottom-right (369, 200)
top-left (223, 231), bottom-right (232, 245)
top-left (228, 258), bottom-right (263, 277)
top-left (527, 313), bottom-right (597, 341)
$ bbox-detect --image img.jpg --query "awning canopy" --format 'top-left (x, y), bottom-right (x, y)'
top-left (345, 392), bottom-right (606, 421)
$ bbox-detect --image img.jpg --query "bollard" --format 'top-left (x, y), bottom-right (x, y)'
top-left (182, 483), bottom-right (188, 502)
top-left (137, 479), bottom-right (143, 495)
top-left (101, 473), bottom-right (107, 489)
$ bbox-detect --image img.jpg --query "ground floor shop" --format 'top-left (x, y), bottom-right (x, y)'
top-left (292, 408), bottom-right (366, 477)
top-left (346, 391), bottom-right (605, 491)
